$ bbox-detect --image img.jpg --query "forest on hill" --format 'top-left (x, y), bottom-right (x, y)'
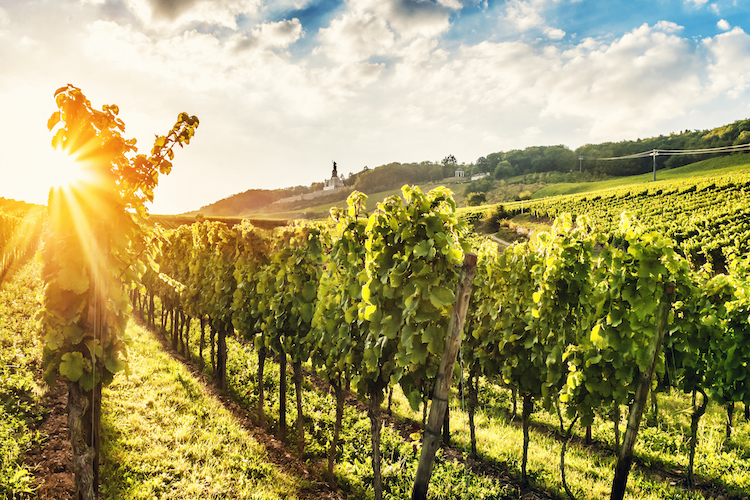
top-left (194, 117), bottom-right (750, 217)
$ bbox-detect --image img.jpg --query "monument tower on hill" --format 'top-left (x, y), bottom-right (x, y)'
top-left (324, 160), bottom-right (345, 191)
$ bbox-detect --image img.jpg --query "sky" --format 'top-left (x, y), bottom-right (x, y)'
top-left (1, 0), bottom-right (749, 214)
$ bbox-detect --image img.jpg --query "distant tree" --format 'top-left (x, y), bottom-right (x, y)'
top-left (486, 152), bottom-right (505, 172)
top-left (463, 177), bottom-right (494, 196)
top-left (441, 154), bottom-right (458, 177)
top-left (476, 156), bottom-right (490, 172)
top-left (516, 190), bottom-right (533, 201)
top-left (467, 192), bottom-right (486, 206)
top-left (352, 162), bottom-right (444, 194)
top-left (493, 160), bottom-right (513, 179)
top-left (442, 154), bottom-right (457, 166)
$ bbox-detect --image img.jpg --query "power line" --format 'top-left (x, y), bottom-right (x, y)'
top-left (582, 142), bottom-right (750, 161)
top-left (580, 142), bottom-right (750, 181)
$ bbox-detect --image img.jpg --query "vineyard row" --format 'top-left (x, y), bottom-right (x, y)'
top-left (133, 187), bottom-right (750, 499)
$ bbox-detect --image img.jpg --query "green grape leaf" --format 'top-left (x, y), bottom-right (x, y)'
top-left (429, 285), bottom-right (455, 308)
top-left (104, 354), bottom-right (127, 375)
top-left (59, 351), bottom-right (86, 382)
top-left (57, 265), bottom-right (89, 294)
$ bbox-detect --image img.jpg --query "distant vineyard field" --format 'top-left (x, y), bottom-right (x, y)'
top-left (486, 167), bottom-right (750, 270)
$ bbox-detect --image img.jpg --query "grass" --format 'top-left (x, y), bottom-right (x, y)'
top-left (0, 258), bottom-right (46, 498)
top-left (99, 322), bottom-right (303, 500)
top-left (386, 378), bottom-right (750, 500)
top-left (151, 309), bottom-right (516, 500)
top-left (532, 154), bottom-right (750, 199)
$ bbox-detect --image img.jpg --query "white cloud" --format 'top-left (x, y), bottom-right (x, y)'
top-left (316, 11), bottom-right (396, 63)
top-left (653, 20), bottom-right (683, 34)
top-left (123, 0), bottom-right (262, 31)
top-left (523, 126), bottom-right (542, 140)
top-left (262, 0), bottom-right (315, 12)
top-left (315, 61), bottom-right (386, 97)
top-left (81, 19), bottom-right (322, 116)
top-left (372, 0), bottom-right (454, 39)
top-left (540, 23), bottom-right (704, 140)
top-left (504, 0), bottom-right (544, 30)
top-left (338, 0), bottom-right (455, 40)
top-left (315, 0), bottom-right (458, 65)
top-left (684, 0), bottom-right (709, 6)
top-left (703, 27), bottom-right (750, 98)
top-left (717, 19), bottom-right (731, 31)
top-left (0, 6), bottom-right (9, 27)
top-left (234, 19), bottom-right (303, 51)
top-left (381, 21), bottom-right (710, 149)
top-left (503, 0), bottom-right (571, 41)
top-left (544, 27), bottom-right (566, 40)
top-left (709, 3), bottom-right (720, 15)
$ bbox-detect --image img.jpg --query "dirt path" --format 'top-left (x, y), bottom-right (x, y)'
top-left (487, 234), bottom-right (514, 247)
top-left (23, 379), bottom-right (74, 499)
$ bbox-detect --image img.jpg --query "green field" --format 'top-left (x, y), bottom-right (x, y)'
top-left (531, 153), bottom-right (750, 199)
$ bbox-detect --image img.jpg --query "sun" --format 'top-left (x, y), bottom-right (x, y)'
top-left (49, 149), bottom-right (94, 190)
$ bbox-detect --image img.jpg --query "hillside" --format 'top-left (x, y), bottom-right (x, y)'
top-left (189, 117), bottom-right (750, 218)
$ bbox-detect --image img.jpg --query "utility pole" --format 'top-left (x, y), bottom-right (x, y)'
top-left (651, 149), bottom-right (658, 182)
top-left (579, 156), bottom-right (583, 173)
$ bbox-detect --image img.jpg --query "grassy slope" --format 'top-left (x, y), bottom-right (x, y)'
top-left (240, 179), bottom-right (467, 220)
top-left (532, 154), bottom-right (750, 199)
top-left (237, 155), bottom-right (750, 222)
top-left (100, 322), bottom-right (303, 500)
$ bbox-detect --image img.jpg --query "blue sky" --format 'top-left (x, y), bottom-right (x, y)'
top-left (1, 0), bottom-right (749, 213)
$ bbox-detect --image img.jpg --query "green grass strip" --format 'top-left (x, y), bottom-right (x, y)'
top-left (531, 154), bottom-right (750, 199)
top-left (0, 258), bottom-right (45, 498)
top-left (386, 379), bottom-right (749, 500)
top-left (100, 322), bottom-right (302, 500)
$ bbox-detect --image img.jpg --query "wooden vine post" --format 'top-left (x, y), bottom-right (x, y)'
top-left (610, 283), bottom-right (676, 500)
top-left (411, 252), bottom-right (477, 500)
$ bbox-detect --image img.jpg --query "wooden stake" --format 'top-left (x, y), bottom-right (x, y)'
top-left (411, 253), bottom-right (477, 500)
top-left (610, 284), bottom-right (675, 500)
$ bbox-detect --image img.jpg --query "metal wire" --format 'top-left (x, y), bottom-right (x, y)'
top-left (581, 143), bottom-right (750, 161)
top-left (458, 344), bottom-right (470, 498)
top-left (91, 232), bottom-right (96, 450)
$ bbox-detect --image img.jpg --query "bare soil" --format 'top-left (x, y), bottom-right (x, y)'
top-left (24, 379), bottom-right (74, 499)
